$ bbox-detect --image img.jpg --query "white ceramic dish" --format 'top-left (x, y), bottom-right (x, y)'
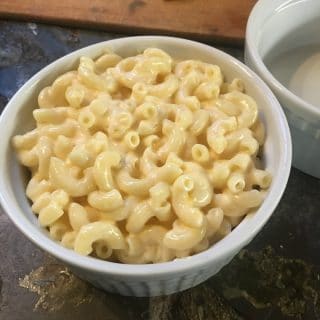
top-left (0, 36), bottom-right (292, 297)
top-left (245, 0), bottom-right (320, 178)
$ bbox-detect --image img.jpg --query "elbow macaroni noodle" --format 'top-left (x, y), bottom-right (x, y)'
top-left (13, 48), bottom-right (272, 264)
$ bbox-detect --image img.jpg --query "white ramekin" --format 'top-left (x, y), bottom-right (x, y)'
top-left (0, 36), bottom-right (292, 296)
top-left (245, 0), bottom-right (320, 178)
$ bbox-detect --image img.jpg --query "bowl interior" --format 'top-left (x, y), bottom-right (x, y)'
top-left (248, 0), bottom-right (320, 115)
top-left (257, 0), bottom-right (320, 58)
top-left (0, 37), bottom-right (292, 275)
top-left (263, 0), bottom-right (320, 109)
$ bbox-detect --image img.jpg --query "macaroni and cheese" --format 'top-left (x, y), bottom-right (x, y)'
top-left (13, 48), bottom-right (272, 264)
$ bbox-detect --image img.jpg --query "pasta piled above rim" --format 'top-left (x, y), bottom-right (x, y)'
top-left (13, 48), bottom-right (272, 264)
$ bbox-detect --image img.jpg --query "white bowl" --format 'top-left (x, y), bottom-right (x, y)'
top-left (245, 0), bottom-right (320, 178)
top-left (0, 36), bottom-right (292, 296)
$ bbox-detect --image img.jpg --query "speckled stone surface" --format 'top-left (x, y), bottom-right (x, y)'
top-left (1, 20), bottom-right (320, 320)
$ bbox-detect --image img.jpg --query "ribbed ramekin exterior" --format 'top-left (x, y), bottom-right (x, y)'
top-left (285, 111), bottom-right (320, 177)
top-left (70, 253), bottom-right (236, 297)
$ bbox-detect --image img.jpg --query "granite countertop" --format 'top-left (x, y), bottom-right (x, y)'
top-left (1, 20), bottom-right (320, 320)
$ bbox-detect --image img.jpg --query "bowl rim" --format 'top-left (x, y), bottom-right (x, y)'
top-left (246, 0), bottom-right (320, 121)
top-left (0, 35), bottom-right (292, 277)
